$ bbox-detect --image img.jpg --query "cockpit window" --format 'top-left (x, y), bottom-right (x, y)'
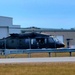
top-left (50, 36), bottom-right (59, 42)
top-left (53, 37), bottom-right (59, 42)
top-left (49, 37), bottom-right (54, 42)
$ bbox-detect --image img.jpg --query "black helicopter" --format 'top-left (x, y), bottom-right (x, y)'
top-left (0, 32), bottom-right (65, 49)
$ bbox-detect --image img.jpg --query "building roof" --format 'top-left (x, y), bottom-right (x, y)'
top-left (21, 26), bottom-right (75, 33)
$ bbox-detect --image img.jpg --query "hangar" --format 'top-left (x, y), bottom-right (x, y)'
top-left (0, 16), bottom-right (75, 48)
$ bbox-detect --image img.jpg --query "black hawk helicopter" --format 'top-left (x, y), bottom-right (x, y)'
top-left (0, 32), bottom-right (65, 49)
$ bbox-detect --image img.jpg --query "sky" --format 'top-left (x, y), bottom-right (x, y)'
top-left (0, 0), bottom-right (75, 29)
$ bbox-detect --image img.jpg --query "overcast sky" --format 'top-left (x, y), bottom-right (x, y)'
top-left (0, 0), bottom-right (75, 29)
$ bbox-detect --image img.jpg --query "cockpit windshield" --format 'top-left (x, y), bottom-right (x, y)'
top-left (50, 36), bottom-right (59, 42)
top-left (53, 37), bottom-right (59, 42)
top-left (50, 36), bottom-right (64, 44)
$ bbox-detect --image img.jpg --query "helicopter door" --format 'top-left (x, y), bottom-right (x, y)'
top-left (24, 39), bottom-right (30, 49)
top-left (36, 38), bottom-right (45, 48)
top-left (31, 39), bottom-right (37, 49)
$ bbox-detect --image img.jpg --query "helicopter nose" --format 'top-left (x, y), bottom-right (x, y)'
top-left (58, 43), bottom-right (65, 48)
top-left (55, 42), bottom-right (65, 48)
top-left (60, 43), bottom-right (65, 47)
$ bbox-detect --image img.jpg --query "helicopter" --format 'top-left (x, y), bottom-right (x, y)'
top-left (0, 32), bottom-right (65, 49)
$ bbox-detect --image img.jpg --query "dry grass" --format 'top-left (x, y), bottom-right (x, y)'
top-left (0, 62), bottom-right (75, 75)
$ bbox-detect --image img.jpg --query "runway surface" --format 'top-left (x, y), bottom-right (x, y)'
top-left (0, 57), bottom-right (75, 64)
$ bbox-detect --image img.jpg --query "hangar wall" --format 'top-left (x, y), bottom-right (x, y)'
top-left (0, 16), bottom-right (12, 26)
top-left (0, 16), bottom-right (21, 39)
top-left (9, 25), bottom-right (21, 34)
top-left (0, 26), bottom-right (9, 38)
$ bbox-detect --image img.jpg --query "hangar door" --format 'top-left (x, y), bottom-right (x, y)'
top-left (0, 28), bottom-right (8, 39)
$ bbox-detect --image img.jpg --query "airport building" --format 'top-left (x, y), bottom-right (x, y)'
top-left (0, 16), bottom-right (75, 48)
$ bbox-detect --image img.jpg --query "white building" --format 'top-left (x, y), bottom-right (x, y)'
top-left (0, 16), bottom-right (21, 39)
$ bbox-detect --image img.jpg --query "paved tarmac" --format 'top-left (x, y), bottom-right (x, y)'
top-left (0, 57), bottom-right (75, 64)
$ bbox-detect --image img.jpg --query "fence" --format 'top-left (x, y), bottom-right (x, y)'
top-left (0, 48), bottom-right (74, 57)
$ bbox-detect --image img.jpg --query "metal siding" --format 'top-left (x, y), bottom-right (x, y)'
top-left (0, 28), bottom-right (8, 39)
top-left (9, 28), bottom-right (21, 34)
